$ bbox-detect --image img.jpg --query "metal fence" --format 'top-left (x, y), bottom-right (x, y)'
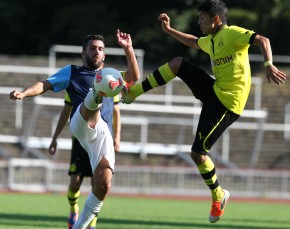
top-left (1, 158), bottom-right (289, 199)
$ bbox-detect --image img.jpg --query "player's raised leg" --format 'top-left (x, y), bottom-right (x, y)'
top-left (121, 58), bottom-right (182, 103)
top-left (70, 69), bottom-right (118, 229)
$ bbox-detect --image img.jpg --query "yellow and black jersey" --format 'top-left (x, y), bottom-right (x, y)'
top-left (197, 25), bottom-right (256, 115)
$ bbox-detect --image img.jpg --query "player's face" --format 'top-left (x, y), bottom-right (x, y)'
top-left (198, 12), bottom-right (215, 35)
top-left (83, 40), bottom-right (105, 70)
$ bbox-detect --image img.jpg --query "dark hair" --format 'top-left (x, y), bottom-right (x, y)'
top-left (82, 34), bottom-right (105, 51)
top-left (198, 0), bottom-right (228, 24)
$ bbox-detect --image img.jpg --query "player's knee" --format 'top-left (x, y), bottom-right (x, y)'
top-left (168, 57), bottom-right (183, 75)
top-left (190, 151), bottom-right (208, 165)
top-left (93, 180), bottom-right (111, 200)
top-left (101, 179), bottom-right (111, 192)
top-left (69, 186), bottom-right (80, 193)
top-left (69, 181), bottom-right (82, 193)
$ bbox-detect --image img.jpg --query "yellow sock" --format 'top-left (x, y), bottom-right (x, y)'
top-left (128, 63), bottom-right (175, 99)
top-left (89, 216), bottom-right (98, 228)
top-left (67, 188), bottom-right (80, 212)
top-left (197, 157), bottom-right (223, 201)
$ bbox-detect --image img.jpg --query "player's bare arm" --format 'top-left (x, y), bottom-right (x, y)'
top-left (254, 34), bottom-right (287, 85)
top-left (9, 80), bottom-right (52, 100)
top-left (116, 29), bottom-right (139, 83)
top-left (158, 13), bottom-right (199, 49)
top-left (113, 104), bottom-right (121, 153)
top-left (49, 103), bottom-right (72, 155)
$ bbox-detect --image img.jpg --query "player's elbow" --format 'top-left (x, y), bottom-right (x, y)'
top-left (254, 34), bottom-right (270, 47)
top-left (126, 70), bottom-right (140, 83)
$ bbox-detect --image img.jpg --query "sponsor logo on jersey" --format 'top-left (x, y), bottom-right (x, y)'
top-left (213, 55), bottom-right (233, 66)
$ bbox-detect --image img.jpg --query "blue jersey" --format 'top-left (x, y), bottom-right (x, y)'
top-left (47, 65), bottom-right (117, 133)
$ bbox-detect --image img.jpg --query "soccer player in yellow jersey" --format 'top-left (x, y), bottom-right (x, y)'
top-left (121, 0), bottom-right (287, 223)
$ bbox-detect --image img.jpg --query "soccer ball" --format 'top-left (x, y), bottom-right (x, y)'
top-left (94, 67), bottom-right (124, 97)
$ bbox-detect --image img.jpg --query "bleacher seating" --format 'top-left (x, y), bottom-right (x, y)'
top-left (1, 55), bottom-right (290, 169)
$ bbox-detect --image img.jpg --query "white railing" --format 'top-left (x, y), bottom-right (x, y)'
top-left (0, 87), bottom-right (23, 129)
top-left (20, 93), bottom-right (267, 166)
top-left (49, 45), bottom-right (145, 79)
top-left (1, 76), bottom-right (290, 168)
top-left (1, 53), bottom-right (290, 167)
top-left (1, 158), bottom-right (289, 199)
top-left (1, 75), bottom-right (288, 168)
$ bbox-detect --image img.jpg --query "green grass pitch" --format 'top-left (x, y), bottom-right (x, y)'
top-left (0, 192), bottom-right (289, 229)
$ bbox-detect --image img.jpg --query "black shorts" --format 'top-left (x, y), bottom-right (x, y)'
top-left (178, 59), bottom-right (240, 154)
top-left (68, 137), bottom-right (92, 177)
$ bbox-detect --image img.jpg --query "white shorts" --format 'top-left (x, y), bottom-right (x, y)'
top-left (70, 106), bottom-right (115, 173)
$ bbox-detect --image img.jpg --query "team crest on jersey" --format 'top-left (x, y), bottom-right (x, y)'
top-left (218, 38), bottom-right (224, 48)
top-left (69, 164), bottom-right (77, 172)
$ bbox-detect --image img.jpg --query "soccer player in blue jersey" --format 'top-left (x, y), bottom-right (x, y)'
top-left (10, 29), bottom-right (139, 229)
top-left (121, 0), bottom-right (286, 223)
top-left (48, 92), bottom-right (120, 229)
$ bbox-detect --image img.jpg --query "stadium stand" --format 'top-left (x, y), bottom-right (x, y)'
top-left (0, 52), bottom-right (290, 198)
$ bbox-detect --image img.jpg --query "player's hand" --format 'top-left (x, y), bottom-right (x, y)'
top-left (116, 29), bottom-right (132, 49)
top-left (9, 90), bottom-right (24, 100)
top-left (48, 139), bottom-right (57, 155)
top-left (265, 65), bottom-right (287, 85)
top-left (114, 138), bottom-right (120, 153)
top-left (158, 13), bottom-right (171, 32)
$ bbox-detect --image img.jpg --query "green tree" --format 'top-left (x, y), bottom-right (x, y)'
top-left (0, 0), bottom-right (289, 64)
